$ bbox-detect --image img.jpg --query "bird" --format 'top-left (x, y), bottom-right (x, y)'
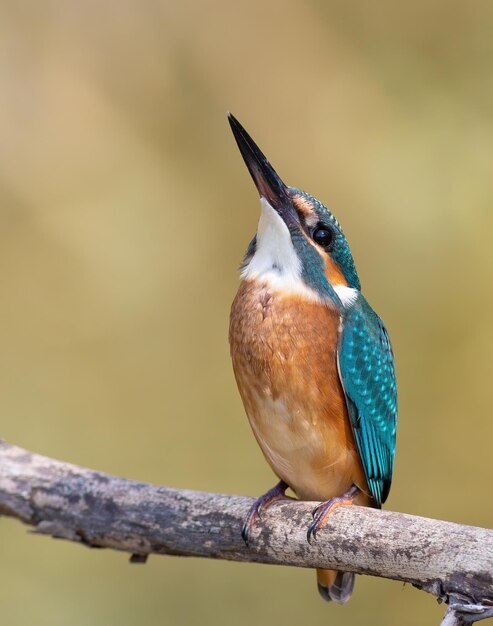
top-left (228, 113), bottom-right (397, 604)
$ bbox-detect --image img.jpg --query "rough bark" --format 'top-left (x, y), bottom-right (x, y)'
top-left (1, 440), bottom-right (492, 622)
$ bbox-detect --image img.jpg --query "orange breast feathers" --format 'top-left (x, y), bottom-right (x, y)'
top-left (229, 280), bottom-right (369, 504)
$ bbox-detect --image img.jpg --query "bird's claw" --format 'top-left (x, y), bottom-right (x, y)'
top-left (306, 521), bottom-right (318, 544)
top-left (241, 480), bottom-right (289, 546)
top-left (306, 485), bottom-right (360, 545)
top-left (241, 503), bottom-right (263, 545)
top-left (307, 503), bottom-right (328, 543)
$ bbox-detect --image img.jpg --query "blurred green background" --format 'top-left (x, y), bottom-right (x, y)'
top-left (1, 1), bottom-right (492, 625)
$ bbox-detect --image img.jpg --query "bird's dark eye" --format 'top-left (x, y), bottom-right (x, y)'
top-left (312, 225), bottom-right (333, 248)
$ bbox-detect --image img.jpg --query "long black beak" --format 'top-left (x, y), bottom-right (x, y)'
top-left (228, 113), bottom-right (298, 227)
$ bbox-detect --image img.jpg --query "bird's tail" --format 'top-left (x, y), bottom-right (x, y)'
top-left (316, 569), bottom-right (355, 604)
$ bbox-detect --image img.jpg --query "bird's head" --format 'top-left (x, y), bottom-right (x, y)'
top-left (229, 114), bottom-right (360, 309)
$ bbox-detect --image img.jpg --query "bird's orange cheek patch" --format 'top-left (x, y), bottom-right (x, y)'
top-left (301, 233), bottom-right (348, 288)
top-left (324, 255), bottom-right (348, 288)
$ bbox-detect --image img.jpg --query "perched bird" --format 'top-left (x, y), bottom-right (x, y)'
top-left (228, 114), bottom-right (397, 604)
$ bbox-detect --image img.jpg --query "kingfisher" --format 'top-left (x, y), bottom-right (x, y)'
top-left (228, 114), bottom-right (397, 604)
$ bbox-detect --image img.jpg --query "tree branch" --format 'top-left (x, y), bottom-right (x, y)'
top-left (1, 440), bottom-right (492, 623)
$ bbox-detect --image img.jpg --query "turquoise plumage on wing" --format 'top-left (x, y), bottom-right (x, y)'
top-left (338, 295), bottom-right (397, 506)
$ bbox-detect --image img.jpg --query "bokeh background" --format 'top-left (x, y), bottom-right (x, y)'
top-left (1, 2), bottom-right (492, 625)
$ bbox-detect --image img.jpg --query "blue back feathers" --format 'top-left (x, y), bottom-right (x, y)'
top-left (338, 295), bottom-right (397, 505)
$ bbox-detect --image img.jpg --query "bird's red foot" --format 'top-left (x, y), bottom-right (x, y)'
top-left (242, 480), bottom-right (292, 545)
top-left (307, 485), bottom-right (361, 544)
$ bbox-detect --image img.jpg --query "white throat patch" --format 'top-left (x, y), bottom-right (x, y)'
top-left (241, 198), bottom-right (321, 301)
top-left (334, 285), bottom-right (359, 307)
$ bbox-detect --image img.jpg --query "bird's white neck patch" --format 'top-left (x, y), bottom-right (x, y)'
top-left (241, 198), bottom-right (320, 301)
top-left (334, 284), bottom-right (359, 308)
